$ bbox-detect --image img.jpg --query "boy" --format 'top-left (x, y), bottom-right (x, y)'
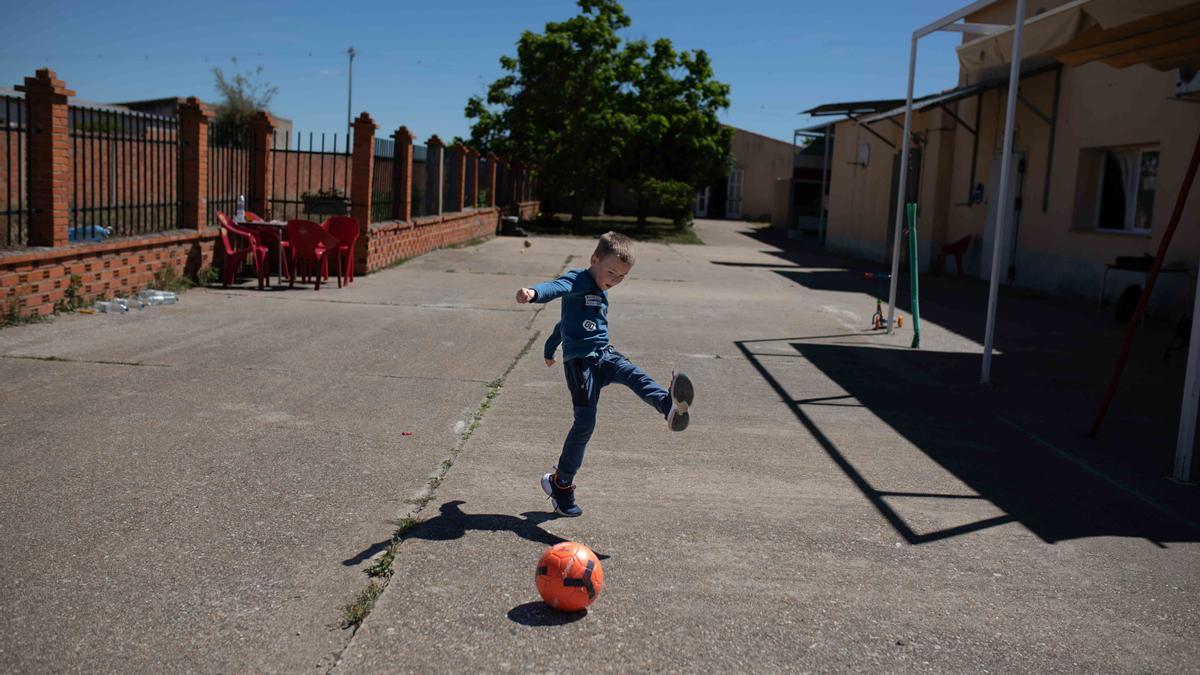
top-left (515, 232), bottom-right (693, 517)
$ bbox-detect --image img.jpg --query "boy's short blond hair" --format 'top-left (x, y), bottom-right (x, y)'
top-left (594, 231), bottom-right (635, 265)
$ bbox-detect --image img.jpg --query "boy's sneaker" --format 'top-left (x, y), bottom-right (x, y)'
top-left (667, 371), bottom-right (693, 432)
top-left (541, 472), bottom-right (583, 517)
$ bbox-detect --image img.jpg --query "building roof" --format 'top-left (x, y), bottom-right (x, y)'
top-left (854, 61), bottom-right (1060, 125)
top-left (801, 99), bottom-right (913, 117)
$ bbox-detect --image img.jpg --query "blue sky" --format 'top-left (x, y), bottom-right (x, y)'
top-left (2, 0), bottom-right (973, 144)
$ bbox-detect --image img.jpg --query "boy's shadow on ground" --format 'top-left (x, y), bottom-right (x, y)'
top-left (343, 500), bottom-right (611, 568)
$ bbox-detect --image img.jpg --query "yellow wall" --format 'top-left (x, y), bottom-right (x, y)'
top-left (945, 62), bottom-right (1200, 304)
top-left (730, 128), bottom-right (796, 221)
top-left (825, 107), bottom-right (958, 267)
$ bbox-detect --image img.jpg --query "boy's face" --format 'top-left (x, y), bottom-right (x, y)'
top-left (589, 253), bottom-right (632, 291)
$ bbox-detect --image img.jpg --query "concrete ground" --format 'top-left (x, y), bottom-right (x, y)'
top-left (1, 220), bottom-right (1197, 672)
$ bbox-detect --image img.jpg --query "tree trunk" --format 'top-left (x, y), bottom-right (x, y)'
top-left (635, 192), bottom-right (649, 228)
top-left (570, 190), bottom-right (586, 226)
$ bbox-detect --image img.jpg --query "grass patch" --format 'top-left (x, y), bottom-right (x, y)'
top-left (195, 265), bottom-right (219, 287)
top-left (448, 237), bottom-right (485, 249)
top-left (149, 264), bottom-right (194, 293)
top-left (522, 213), bottom-right (704, 245)
top-left (341, 582), bottom-right (384, 628)
top-left (1, 300), bottom-right (49, 329)
top-left (364, 516), bottom-right (420, 579)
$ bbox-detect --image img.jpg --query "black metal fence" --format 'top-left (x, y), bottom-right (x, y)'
top-left (68, 105), bottom-right (180, 239)
top-left (412, 145), bottom-right (429, 217)
top-left (1, 95), bottom-right (28, 249)
top-left (207, 121), bottom-right (256, 223)
top-left (372, 137), bottom-right (394, 222)
top-left (476, 157), bottom-right (489, 208)
top-left (441, 148), bottom-right (458, 213)
top-left (465, 156), bottom-right (478, 209)
top-left (269, 131), bottom-right (351, 223)
top-left (495, 161), bottom-right (510, 208)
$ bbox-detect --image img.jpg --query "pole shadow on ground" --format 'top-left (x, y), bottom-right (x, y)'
top-left (737, 337), bottom-right (1200, 546)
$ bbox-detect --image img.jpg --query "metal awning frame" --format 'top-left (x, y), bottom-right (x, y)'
top-left (885, 0), bottom-right (1027, 395)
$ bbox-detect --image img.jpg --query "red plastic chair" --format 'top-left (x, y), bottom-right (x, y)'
top-left (242, 210), bottom-right (290, 279)
top-left (285, 219), bottom-right (342, 290)
top-left (323, 216), bottom-right (360, 287)
top-left (216, 212), bottom-right (269, 289)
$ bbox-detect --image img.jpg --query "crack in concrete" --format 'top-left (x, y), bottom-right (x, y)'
top-left (328, 331), bottom-right (541, 672)
top-left (0, 354), bottom-right (170, 368)
top-left (200, 291), bottom-right (526, 313)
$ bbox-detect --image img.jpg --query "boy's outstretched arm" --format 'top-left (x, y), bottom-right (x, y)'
top-left (517, 270), bottom-right (582, 305)
top-left (543, 321), bottom-right (562, 367)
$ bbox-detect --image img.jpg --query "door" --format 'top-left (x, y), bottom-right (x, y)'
top-left (981, 152), bottom-right (1025, 283)
top-left (693, 186), bottom-right (710, 218)
top-left (725, 168), bottom-right (744, 219)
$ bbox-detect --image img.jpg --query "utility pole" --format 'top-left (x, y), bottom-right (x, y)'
top-left (346, 46), bottom-right (356, 143)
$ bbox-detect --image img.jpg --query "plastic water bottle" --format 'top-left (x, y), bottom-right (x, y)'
top-left (93, 300), bottom-right (126, 314)
top-left (236, 194), bottom-right (246, 220)
top-left (138, 289), bottom-right (178, 305)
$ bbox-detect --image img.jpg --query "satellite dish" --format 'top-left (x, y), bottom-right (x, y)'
top-left (857, 141), bottom-right (871, 167)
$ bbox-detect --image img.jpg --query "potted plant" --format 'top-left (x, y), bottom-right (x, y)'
top-left (301, 187), bottom-right (349, 216)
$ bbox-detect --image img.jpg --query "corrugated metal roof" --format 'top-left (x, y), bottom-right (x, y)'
top-left (801, 99), bottom-right (911, 117)
top-left (854, 62), bottom-right (1061, 125)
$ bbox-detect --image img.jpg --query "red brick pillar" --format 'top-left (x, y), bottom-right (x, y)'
top-left (449, 142), bottom-right (467, 212)
top-left (247, 111), bottom-right (275, 217)
top-left (177, 97), bottom-right (211, 229)
top-left (350, 113), bottom-right (376, 225)
top-left (16, 68), bottom-right (74, 247)
top-left (485, 152), bottom-right (499, 208)
top-left (351, 112), bottom-right (378, 275)
top-left (466, 147), bottom-right (480, 209)
top-left (392, 126), bottom-right (415, 221)
top-left (427, 135), bottom-right (444, 215)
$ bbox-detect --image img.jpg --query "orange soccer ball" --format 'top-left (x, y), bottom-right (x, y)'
top-left (535, 542), bottom-right (605, 612)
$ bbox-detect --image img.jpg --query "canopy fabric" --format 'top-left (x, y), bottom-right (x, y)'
top-left (1052, 0), bottom-right (1200, 71)
top-left (956, 0), bottom-right (1200, 72)
top-left (957, 0), bottom-right (1091, 72)
top-left (1085, 0), bottom-right (1198, 28)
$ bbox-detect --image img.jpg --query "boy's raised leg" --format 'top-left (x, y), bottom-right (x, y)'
top-left (667, 371), bottom-right (693, 432)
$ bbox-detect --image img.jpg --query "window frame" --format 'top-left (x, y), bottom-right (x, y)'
top-left (1094, 146), bottom-right (1158, 235)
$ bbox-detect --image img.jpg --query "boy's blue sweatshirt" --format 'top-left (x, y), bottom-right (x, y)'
top-left (531, 268), bottom-right (609, 361)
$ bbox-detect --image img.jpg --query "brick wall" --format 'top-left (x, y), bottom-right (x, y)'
top-left (516, 200), bottom-right (540, 221)
top-left (0, 229), bottom-right (218, 318)
top-left (367, 208), bottom-right (500, 272)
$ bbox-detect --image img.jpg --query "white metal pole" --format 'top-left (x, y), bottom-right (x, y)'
top-left (347, 47), bottom-right (356, 140)
top-left (820, 125), bottom-right (832, 243)
top-left (1175, 266), bottom-right (1200, 481)
top-left (886, 38), bottom-right (919, 335)
top-left (980, 0), bottom-right (1026, 384)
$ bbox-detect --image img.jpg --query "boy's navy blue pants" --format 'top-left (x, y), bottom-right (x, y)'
top-left (556, 346), bottom-right (671, 485)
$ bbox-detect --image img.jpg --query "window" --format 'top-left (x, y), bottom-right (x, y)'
top-left (1096, 148), bottom-right (1158, 232)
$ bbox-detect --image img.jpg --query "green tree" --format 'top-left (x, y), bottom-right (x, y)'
top-left (211, 60), bottom-right (278, 127)
top-left (466, 0), bottom-right (638, 224)
top-left (467, 0), bottom-right (731, 228)
top-left (617, 39), bottom-right (732, 227)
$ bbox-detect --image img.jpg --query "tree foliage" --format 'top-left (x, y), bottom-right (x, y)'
top-left (211, 60), bottom-right (278, 127)
top-left (467, 0), bottom-right (730, 226)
